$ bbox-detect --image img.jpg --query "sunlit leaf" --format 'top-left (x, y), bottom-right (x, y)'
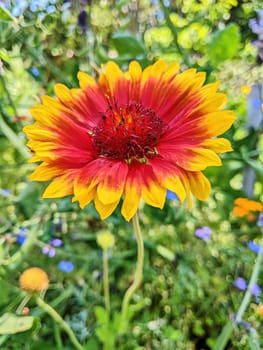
top-left (208, 24), bottom-right (241, 66)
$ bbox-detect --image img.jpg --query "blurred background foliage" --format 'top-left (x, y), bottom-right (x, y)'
top-left (0, 0), bottom-right (263, 349)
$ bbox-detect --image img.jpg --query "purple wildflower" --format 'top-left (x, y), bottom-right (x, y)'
top-left (50, 238), bottom-right (63, 247)
top-left (234, 277), bottom-right (247, 291)
top-left (195, 226), bottom-right (212, 241)
top-left (251, 283), bottom-right (261, 297)
top-left (257, 213), bottom-right (263, 228)
top-left (42, 245), bottom-right (56, 258)
top-left (78, 9), bottom-right (88, 34)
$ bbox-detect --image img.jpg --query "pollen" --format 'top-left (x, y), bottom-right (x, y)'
top-left (92, 102), bottom-right (165, 162)
top-left (19, 267), bottom-right (49, 292)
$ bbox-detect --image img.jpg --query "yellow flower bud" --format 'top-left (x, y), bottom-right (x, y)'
top-left (97, 231), bottom-right (115, 250)
top-left (19, 267), bottom-right (49, 292)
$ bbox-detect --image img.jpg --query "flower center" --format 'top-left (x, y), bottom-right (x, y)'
top-left (92, 103), bottom-right (165, 163)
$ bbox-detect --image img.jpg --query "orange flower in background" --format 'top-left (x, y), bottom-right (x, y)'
top-left (24, 60), bottom-right (235, 221)
top-left (19, 267), bottom-right (49, 292)
top-left (233, 198), bottom-right (263, 218)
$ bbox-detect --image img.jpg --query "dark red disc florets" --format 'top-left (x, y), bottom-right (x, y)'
top-left (92, 102), bottom-right (165, 162)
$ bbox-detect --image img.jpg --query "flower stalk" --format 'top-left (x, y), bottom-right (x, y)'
top-left (121, 212), bottom-right (144, 321)
top-left (103, 249), bottom-right (110, 314)
top-left (35, 296), bottom-right (84, 350)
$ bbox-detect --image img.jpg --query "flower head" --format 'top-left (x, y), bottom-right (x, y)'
top-left (234, 277), bottom-right (247, 291)
top-left (233, 198), bottom-right (263, 218)
top-left (258, 213), bottom-right (263, 227)
top-left (97, 231), bottom-right (115, 250)
top-left (166, 190), bottom-right (178, 200)
top-left (247, 241), bottom-right (261, 254)
top-left (19, 267), bottom-right (49, 292)
top-left (195, 226), bottom-right (212, 241)
top-left (24, 60), bottom-right (235, 221)
top-left (58, 260), bottom-right (74, 273)
top-left (240, 85), bottom-right (251, 96)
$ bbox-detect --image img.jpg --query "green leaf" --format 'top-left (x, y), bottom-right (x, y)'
top-left (94, 306), bottom-right (108, 324)
top-left (0, 313), bottom-right (36, 334)
top-left (110, 31), bottom-right (146, 57)
top-left (0, 6), bottom-right (16, 22)
top-left (156, 244), bottom-right (175, 261)
top-left (0, 49), bottom-right (10, 62)
top-left (207, 24), bottom-right (241, 66)
top-left (246, 159), bottom-right (263, 175)
top-left (0, 279), bottom-right (10, 307)
top-left (213, 321), bottom-right (234, 350)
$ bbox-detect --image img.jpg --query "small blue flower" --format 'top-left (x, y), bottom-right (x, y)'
top-left (30, 67), bottom-right (40, 77)
top-left (58, 260), bottom-right (74, 273)
top-left (46, 5), bottom-right (56, 13)
top-left (234, 277), bottom-right (247, 291)
top-left (195, 226), bottom-right (212, 241)
top-left (166, 190), bottom-right (178, 200)
top-left (17, 235), bottom-right (27, 245)
top-left (247, 241), bottom-right (261, 254)
top-left (0, 189), bottom-right (11, 196)
top-left (19, 227), bottom-right (27, 234)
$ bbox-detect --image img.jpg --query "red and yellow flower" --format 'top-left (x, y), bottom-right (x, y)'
top-left (24, 60), bottom-right (235, 221)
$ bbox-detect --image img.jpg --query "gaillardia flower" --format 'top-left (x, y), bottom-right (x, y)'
top-left (24, 60), bottom-right (235, 221)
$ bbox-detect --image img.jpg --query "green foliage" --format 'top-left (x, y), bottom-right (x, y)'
top-left (0, 313), bottom-right (39, 335)
top-left (208, 24), bottom-right (241, 66)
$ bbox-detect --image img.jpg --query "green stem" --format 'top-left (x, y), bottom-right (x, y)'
top-left (159, 0), bottom-right (191, 66)
top-left (54, 321), bottom-right (63, 349)
top-left (0, 112), bottom-right (30, 159)
top-left (0, 75), bottom-right (18, 116)
top-left (214, 228), bottom-right (263, 350)
top-left (35, 296), bottom-right (84, 350)
top-left (103, 249), bottom-right (110, 314)
top-left (121, 213), bottom-right (144, 320)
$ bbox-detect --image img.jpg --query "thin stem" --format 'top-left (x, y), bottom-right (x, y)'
top-left (16, 294), bottom-right (31, 315)
top-left (236, 232), bottom-right (263, 322)
top-left (214, 228), bottom-right (263, 350)
top-left (53, 321), bottom-right (63, 349)
top-left (0, 75), bottom-right (18, 116)
top-left (159, 0), bottom-right (191, 66)
top-left (103, 249), bottom-right (110, 314)
top-left (35, 296), bottom-right (84, 350)
top-left (121, 213), bottom-right (144, 320)
top-left (0, 112), bottom-right (30, 160)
